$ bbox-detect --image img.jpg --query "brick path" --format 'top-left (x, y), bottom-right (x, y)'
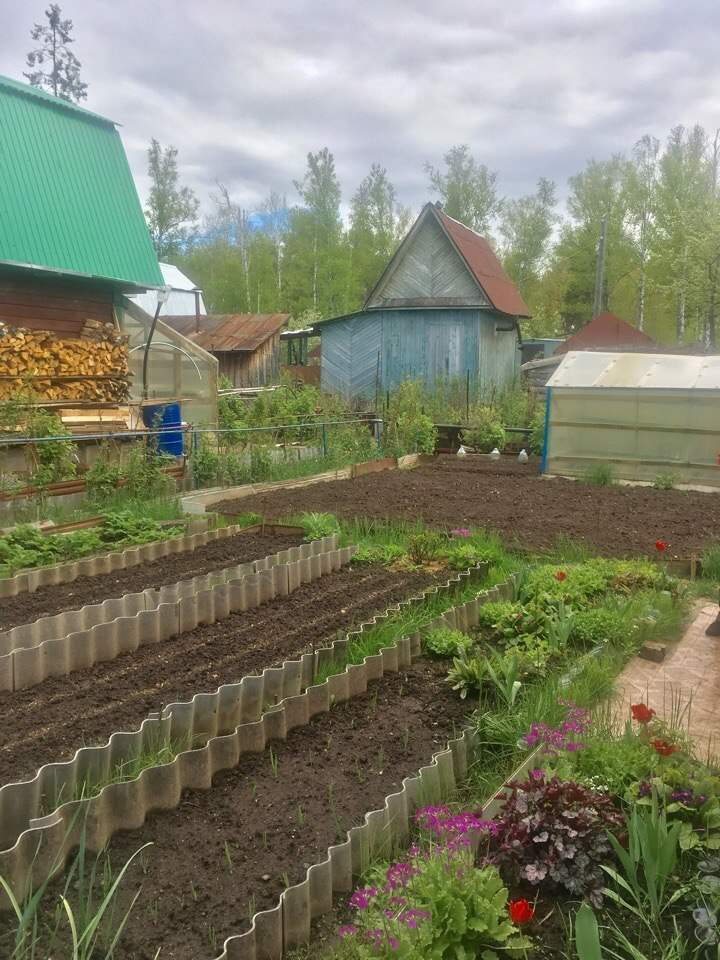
top-left (614, 603), bottom-right (720, 755)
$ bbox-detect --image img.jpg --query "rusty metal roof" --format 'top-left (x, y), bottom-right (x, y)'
top-left (435, 208), bottom-right (531, 318)
top-left (162, 313), bottom-right (289, 352)
top-left (555, 313), bottom-right (655, 355)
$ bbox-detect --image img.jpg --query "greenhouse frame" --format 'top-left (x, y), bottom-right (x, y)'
top-left (543, 351), bottom-right (720, 488)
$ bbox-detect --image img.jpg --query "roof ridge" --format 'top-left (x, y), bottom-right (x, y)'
top-left (0, 73), bottom-right (117, 126)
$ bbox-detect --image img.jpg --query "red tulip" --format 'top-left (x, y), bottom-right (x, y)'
top-left (655, 540), bottom-right (668, 553)
top-left (631, 703), bottom-right (656, 725)
top-left (651, 738), bottom-right (678, 758)
top-left (508, 898), bottom-right (534, 924)
top-left (554, 570), bottom-right (567, 582)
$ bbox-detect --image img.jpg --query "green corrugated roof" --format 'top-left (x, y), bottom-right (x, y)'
top-left (0, 75), bottom-right (163, 289)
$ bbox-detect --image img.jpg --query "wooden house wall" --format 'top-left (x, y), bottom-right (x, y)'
top-left (382, 309), bottom-right (479, 391)
top-left (366, 215), bottom-right (487, 309)
top-left (478, 313), bottom-right (519, 391)
top-left (320, 308), bottom-right (519, 402)
top-left (216, 333), bottom-right (282, 387)
top-left (320, 314), bottom-right (382, 400)
top-left (0, 271), bottom-right (114, 335)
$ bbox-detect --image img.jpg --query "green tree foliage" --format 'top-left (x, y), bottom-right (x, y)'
top-left (145, 139), bottom-right (199, 258)
top-left (349, 163), bottom-right (411, 301)
top-left (25, 3), bottom-right (87, 103)
top-left (425, 144), bottom-right (502, 234)
top-left (500, 177), bottom-right (558, 302)
top-left (169, 124), bottom-right (720, 349)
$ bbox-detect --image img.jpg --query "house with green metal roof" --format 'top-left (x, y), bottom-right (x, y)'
top-left (0, 73), bottom-right (162, 291)
top-left (0, 76), bottom-right (216, 435)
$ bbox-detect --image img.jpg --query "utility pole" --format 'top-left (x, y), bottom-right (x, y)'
top-left (592, 216), bottom-right (607, 319)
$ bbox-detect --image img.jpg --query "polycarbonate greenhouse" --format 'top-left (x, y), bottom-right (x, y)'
top-left (543, 351), bottom-right (720, 487)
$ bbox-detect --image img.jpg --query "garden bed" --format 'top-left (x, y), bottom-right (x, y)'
top-left (218, 455), bottom-right (720, 557)
top-left (0, 659), bottom-right (468, 960)
top-left (0, 529), bottom-right (303, 632)
top-left (0, 565), bottom-right (440, 787)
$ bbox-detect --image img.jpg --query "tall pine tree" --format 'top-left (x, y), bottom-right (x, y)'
top-left (25, 4), bottom-right (87, 103)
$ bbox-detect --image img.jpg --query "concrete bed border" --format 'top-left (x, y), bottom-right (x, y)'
top-left (0, 533), bottom-right (339, 692)
top-left (0, 562), bottom-right (509, 916)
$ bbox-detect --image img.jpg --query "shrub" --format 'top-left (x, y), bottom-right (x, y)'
top-left (406, 531), bottom-right (445, 565)
top-left (494, 773), bottom-right (625, 906)
top-left (423, 627), bottom-right (473, 659)
top-left (475, 601), bottom-right (521, 633)
top-left (653, 472), bottom-right (677, 491)
top-left (445, 541), bottom-right (497, 571)
top-left (570, 608), bottom-right (626, 649)
top-left (552, 732), bottom-right (656, 797)
top-left (352, 543), bottom-right (406, 566)
top-left (383, 381), bottom-right (438, 457)
top-left (461, 405), bottom-right (506, 453)
top-left (529, 407), bottom-right (545, 456)
top-left (585, 462), bottom-right (614, 486)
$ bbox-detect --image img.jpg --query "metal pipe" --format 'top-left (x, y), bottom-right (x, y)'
top-left (142, 286), bottom-right (171, 400)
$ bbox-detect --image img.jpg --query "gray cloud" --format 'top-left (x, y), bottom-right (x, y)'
top-left (2, 0), bottom-right (720, 224)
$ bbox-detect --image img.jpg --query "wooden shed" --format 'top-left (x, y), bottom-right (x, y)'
top-left (163, 314), bottom-right (289, 387)
top-left (316, 202), bottom-right (531, 402)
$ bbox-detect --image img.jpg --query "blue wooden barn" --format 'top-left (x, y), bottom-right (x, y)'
top-left (316, 202), bottom-right (531, 402)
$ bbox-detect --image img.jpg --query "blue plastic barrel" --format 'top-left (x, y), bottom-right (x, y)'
top-left (142, 403), bottom-right (184, 457)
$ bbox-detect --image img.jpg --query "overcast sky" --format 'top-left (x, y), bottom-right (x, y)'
top-left (3, 0), bottom-right (720, 225)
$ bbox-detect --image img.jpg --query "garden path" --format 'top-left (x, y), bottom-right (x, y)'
top-left (614, 603), bottom-right (720, 755)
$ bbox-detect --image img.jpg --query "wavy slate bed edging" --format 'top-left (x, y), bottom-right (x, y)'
top-left (0, 534), bottom-right (339, 660)
top-left (0, 535), bottom-right (342, 693)
top-left (0, 564), bottom-right (513, 911)
top-left (216, 724), bottom-right (477, 959)
top-left (0, 515), bottom-right (222, 599)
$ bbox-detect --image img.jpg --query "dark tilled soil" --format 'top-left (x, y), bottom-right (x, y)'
top-left (0, 532), bottom-right (302, 633)
top-left (217, 456), bottom-right (720, 557)
top-left (98, 661), bottom-right (468, 960)
top-left (0, 565), bottom-right (438, 787)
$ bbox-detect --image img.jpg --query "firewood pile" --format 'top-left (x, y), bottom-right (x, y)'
top-left (0, 321), bottom-right (131, 402)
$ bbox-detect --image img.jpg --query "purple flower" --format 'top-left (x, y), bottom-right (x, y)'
top-left (385, 861), bottom-right (419, 890)
top-left (450, 527), bottom-right (471, 538)
top-left (349, 887), bottom-right (378, 910)
top-left (637, 781), bottom-right (651, 797)
top-left (338, 924), bottom-right (357, 938)
top-left (400, 908), bottom-right (431, 929)
top-left (670, 789), bottom-right (693, 804)
top-left (415, 805), bottom-right (497, 840)
top-left (529, 768), bottom-right (544, 780)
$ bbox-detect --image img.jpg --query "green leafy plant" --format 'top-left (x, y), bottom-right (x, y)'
top-left (461, 405), bottom-right (506, 453)
top-left (529, 406), bottom-right (546, 456)
top-left (423, 627), bottom-right (473, 659)
top-left (604, 790), bottom-right (683, 933)
top-left (570, 607), bottom-right (627, 649)
top-left (383, 381), bottom-right (438, 457)
top-left (585, 462), bottom-right (614, 486)
top-left (446, 650), bottom-right (489, 699)
top-left (297, 511), bottom-right (341, 541)
top-left (406, 531), bottom-right (445, 565)
top-left (653, 472), bottom-right (677, 491)
top-left (484, 652), bottom-right (523, 707)
top-left (339, 852), bottom-right (530, 959)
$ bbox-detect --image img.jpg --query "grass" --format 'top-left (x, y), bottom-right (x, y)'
top-left (43, 735), bottom-right (192, 814)
top-left (585, 462), bottom-right (615, 486)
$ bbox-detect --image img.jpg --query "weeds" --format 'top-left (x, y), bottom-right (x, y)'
top-left (585, 462), bottom-right (614, 486)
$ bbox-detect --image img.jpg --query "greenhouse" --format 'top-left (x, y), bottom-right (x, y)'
top-left (543, 350), bottom-right (720, 487)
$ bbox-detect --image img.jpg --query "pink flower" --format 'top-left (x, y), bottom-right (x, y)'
top-left (338, 924), bottom-right (357, 938)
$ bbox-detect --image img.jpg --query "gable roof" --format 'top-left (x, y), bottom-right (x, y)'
top-left (163, 314), bottom-right (289, 352)
top-left (364, 203), bottom-right (531, 317)
top-left (434, 209), bottom-right (531, 317)
top-left (555, 312), bottom-right (655, 355)
top-left (0, 74), bottom-right (162, 290)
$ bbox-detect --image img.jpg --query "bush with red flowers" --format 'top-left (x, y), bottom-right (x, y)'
top-left (631, 702), bottom-right (656, 725)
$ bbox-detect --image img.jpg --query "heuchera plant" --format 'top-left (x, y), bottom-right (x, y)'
top-left (337, 806), bottom-right (532, 958)
top-left (493, 774), bottom-right (625, 907)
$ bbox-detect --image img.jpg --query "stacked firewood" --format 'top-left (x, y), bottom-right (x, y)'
top-left (0, 322), bottom-right (131, 402)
